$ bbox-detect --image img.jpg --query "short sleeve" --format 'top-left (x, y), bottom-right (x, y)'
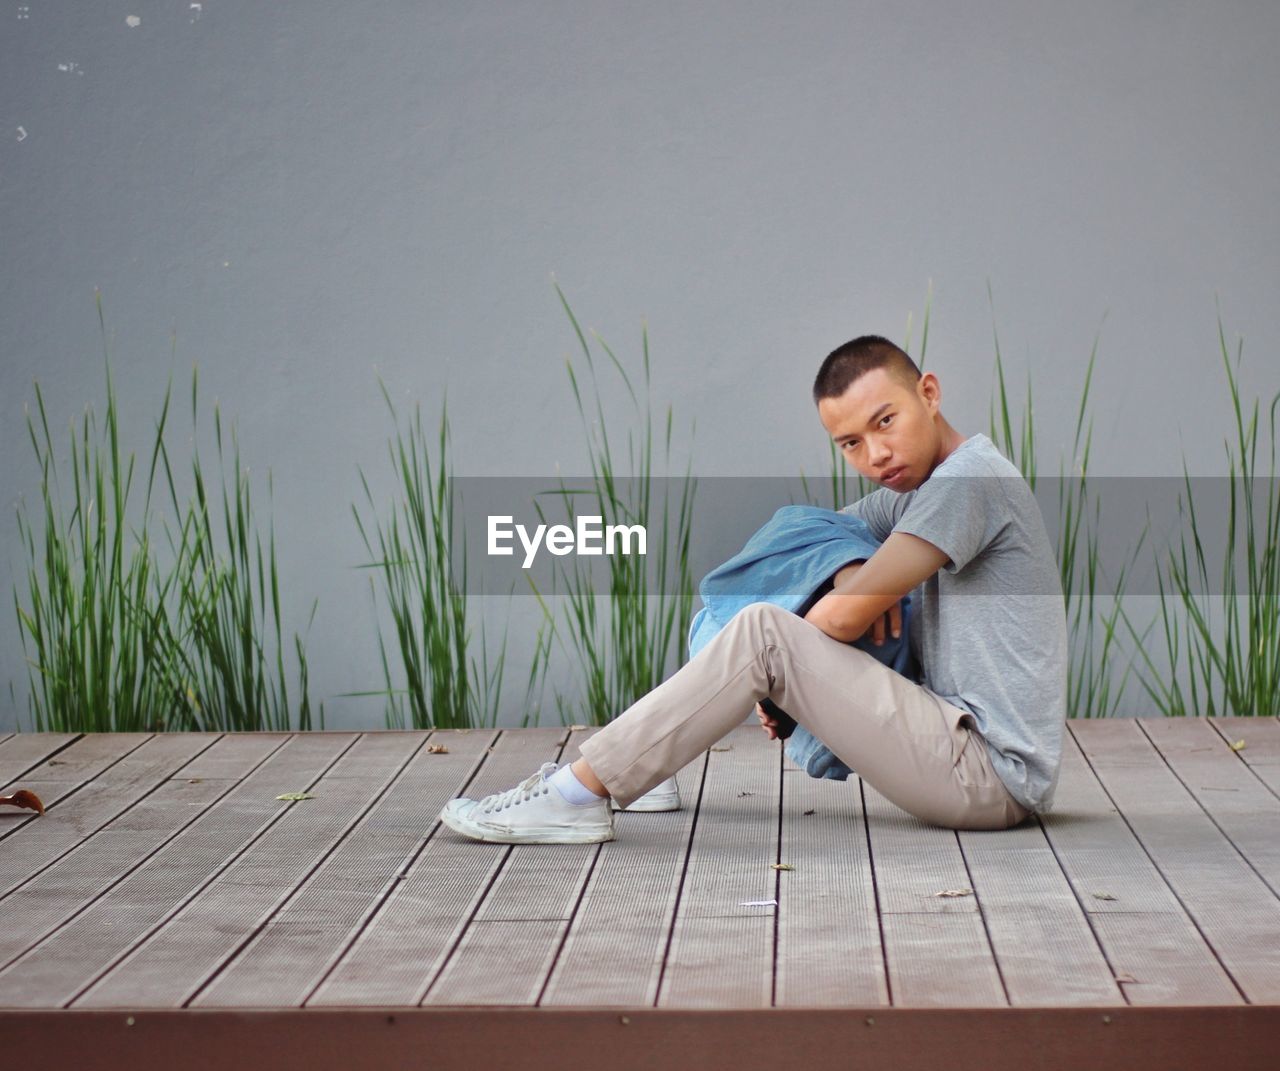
top-left (838, 487), bottom-right (902, 543)
top-left (890, 469), bottom-right (1013, 574)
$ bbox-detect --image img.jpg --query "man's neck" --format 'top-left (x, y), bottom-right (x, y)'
top-left (936, 424), bottom-right (969, 464)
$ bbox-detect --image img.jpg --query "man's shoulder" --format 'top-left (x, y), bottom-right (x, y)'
top-left (932, 434), bottom-right (1035, 509)
top-left (937, 434), bottom-right (1021, 479)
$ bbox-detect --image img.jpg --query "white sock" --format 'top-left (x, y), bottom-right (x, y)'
top-left (548, 763), bottom-right (607, 806)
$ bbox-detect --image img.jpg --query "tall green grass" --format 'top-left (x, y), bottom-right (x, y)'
top-left (14, 350), bottom-right (176, 731)
top-left (350, 383), bottom-right (543, 729)
top-left (1121, 313), bottom-right (1280, 717)
top-left (13, 292), bottom-right (319, 732)
top-left (985, 287), bottom-right (1038, 484)
top-left (528, 285), bottom-right (697, 726)
top-left (154, 366), bottom-right (322, 732)
top-left (986, 299), bottom-right (1145, 719)
top-left (17, 291), bottom-right (1269, 734)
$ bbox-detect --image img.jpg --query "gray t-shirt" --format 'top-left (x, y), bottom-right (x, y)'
top-left (840, 433), bottom-right (1068, 813)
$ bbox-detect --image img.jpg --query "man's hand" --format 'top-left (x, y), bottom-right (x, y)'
top-left (755, 701), bottom-right (781, 740)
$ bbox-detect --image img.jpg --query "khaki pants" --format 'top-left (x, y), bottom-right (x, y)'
top-left (578, 601), bottom-right (1031, 831)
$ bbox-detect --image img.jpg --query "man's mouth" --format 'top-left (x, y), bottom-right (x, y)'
top-left (881, 467), bottom-right (906, 486)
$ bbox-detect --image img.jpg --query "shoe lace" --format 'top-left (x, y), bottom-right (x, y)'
top-left (477, 761), bottom-right (558, 814)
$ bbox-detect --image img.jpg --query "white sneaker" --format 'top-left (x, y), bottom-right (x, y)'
top-left (611, 774), bottom-right (681, 812)
top-left (439, 761), bottom-right (615, 844)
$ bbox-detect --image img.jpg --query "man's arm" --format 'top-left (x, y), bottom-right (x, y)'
top-left (803, 531), bottom-right (950, 643)
top-left (839, 487), bottom-right (899, 543)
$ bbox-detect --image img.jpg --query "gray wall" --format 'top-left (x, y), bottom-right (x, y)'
top-left (3, 1), bottom-right (1278, 731)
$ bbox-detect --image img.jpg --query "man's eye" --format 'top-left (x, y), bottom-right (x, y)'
top-left (881, 414), bottom-right (893, 426)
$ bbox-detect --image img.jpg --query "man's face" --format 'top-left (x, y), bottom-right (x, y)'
top-left (817, 367), bottom-right (942, 492)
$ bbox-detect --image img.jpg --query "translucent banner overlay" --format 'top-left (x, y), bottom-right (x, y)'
top-left (392, 476), bottom-right (1280, 597)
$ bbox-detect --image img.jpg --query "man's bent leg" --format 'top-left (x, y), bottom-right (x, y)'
top-left (579, 601), bottom-right (1026, 829)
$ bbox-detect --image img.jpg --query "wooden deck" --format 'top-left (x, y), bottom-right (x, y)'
top-left (1, 717), bottom-right (1277, 1069)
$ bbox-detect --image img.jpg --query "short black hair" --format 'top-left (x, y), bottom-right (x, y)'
top-left (812, 335), bottom-right (921, 404)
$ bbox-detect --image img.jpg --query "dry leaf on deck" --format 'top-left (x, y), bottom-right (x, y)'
top-left (1092, 891), bottom-right (1118, 901)
top-left (933, 887), bottom-right (973, 898)
top-left (276, 792), bottom-right (316, 801)
top-left (771, 863), bottom-right (795, 872)
top-left (0, 789), bottom-right (45, 815)
top-left (1229, 739), bottom-right (1247, 752)
top-left (427, 744), bottom-right (449, 754)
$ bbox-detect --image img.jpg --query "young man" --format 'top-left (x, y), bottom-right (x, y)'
top-left (440, 335), bottom-right (1068, 843)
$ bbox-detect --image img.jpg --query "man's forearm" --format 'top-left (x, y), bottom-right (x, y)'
top-left (803, 587), bottom-right (875, 643)
top-left (803, 560), bottom-right (876, 642)
top-left (800, 531), bottom-right (946, 646)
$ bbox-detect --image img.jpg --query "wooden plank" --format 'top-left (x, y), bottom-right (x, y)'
top-left (307, 728), bottom-right (568, 1007)
top-left (1209, 716), bottom-right (1280, 797)
top-left (5, 1006), bottom-right (1280, 1071)
top-left (959, 828), bottom-right (1121, 1006)
top-left (426, 919), bottom-right (568, 1005)
top-left (193, 729), bottom-right (499, 1008)
top-left (775, 763), bottom-right (888, 1006)
top-left (75, 732), bottom-right (426, 1007)
top-left (955, 740), bottom-right (1131, 1006)
top-left (1072, 719), bottom-right (1280, 1003)
top-left (0, 734), bottom-right (151, 840)
top-left (1140, 718), bottom-right (1280, 899)
top-left (1208, 716), bottom-right (1280, 762)
top-left (0, 734), bottom-right (288, 974)
top-left (0, 733), bottom-right (358, 1008)
top-left (540, 753), bottom-right (705, 1007)
top-left (3, 724), bottom-right (1278, 1013)
top-left (1040, 727), bottom-right (1239, 1005)
top-left (862, 784), bottom-right (1005, 1007)
top-left (657, 724), bottom-right (779, 1009)
top-left (0, 734), bottom-right (221, 900)
top-left (168, 732), bottom-right (295, 780)
top-left (0, 732), bottom-right (79, 787)
top-left (424, 728), bottom-right (606, 1006)
top-left (1088, 910), bottom-right (1242, 1006)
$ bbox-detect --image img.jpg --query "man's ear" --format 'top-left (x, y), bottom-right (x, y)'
top-left (918, 372), bottom-right (942, 410)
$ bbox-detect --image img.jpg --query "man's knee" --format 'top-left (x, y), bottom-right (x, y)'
top-left (732, 600), bottom-right (810, 640)
top-left (737, 600), bottom-right (793, 628)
